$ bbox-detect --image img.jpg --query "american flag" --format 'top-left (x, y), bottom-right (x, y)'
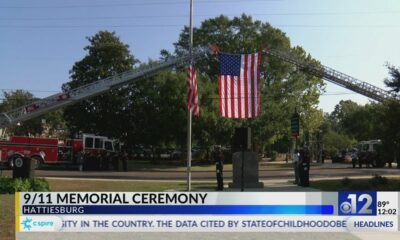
top-left (218, 52), bottom-right (261, 118)
top-left (187, 63), bottom-right (199, 116)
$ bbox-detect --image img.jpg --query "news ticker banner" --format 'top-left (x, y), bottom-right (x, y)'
top-left (15, 192), bottom-right (399, 232)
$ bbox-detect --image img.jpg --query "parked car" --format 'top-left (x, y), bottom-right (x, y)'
top-left (171, 149), bottom-right (183, 160)
top-left (156, 148), bottom-right (173, 160)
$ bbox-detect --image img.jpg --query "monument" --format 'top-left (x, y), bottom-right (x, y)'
top-left (229, 127), bottom-right (264, 189)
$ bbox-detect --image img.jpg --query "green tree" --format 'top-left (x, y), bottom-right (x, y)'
top-left (122, 67), bottom-right (187, 147)
top-left (330, 100), bottom-right (384, 141)
top-left (378, 100), bottom-right (400, 166)
top-left (121, 60), bottom-right (234, 151)
top-left (324, 82), bottom-right (399, 165)
top-left (0, 90), bottom-right (43, 136)
top-left (63, 31), bottom-right (139, 138)
top-left (381, 64), bottom-right (400, 166)
top-left (330, 100), bottom-right (362, 137)
top-left (174, 14), bottom-right (324, 151)
top-left (384, 63), bottom-right (400, 93)
top-left (322, 131), bottom-right (356, 158)
top-left (42, 109), bottom-right (68, 138)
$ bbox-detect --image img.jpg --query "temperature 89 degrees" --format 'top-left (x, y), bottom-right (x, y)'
top-left (377, 201), bottom-right (397, 215)
top-left (338, 192), bottom-right (377, 216)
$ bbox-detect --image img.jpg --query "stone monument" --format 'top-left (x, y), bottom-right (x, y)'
top-left (229, 151), bottom-right (264, 189)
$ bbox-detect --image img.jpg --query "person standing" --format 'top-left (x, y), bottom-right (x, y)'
top-left (351, 148), bottom-right (358, 168)
top-left (112, 152), bottom-right (119, 171)
top-left (299, 147), bottom-right (310, 187)
top-left (302, 148), bottom-right (310, 187)
top-left (213, 146), bottom-right (224, 191)
top-left (76, 150), bottom-right (84, 172)
top-left (122, 149), bottom-right (128, 172)
top-left (292, 149), bottom-right (300, 184)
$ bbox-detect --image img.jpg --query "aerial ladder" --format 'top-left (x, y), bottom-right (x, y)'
top-left (0, 46), bottom-right (399, 129)
top-left (0, 47), bottom-right (209, 129)
top-left (263, 48), bottom-right (400, 103)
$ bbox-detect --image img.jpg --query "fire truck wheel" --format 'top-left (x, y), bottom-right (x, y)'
top-left (13, 156), bottom-right (24, 168)
top-left (32, 156), bottom-right (43, 169)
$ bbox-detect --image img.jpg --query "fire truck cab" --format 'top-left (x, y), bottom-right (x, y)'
top-left (357, 139), bottom-right (382, 153)
top-left (356, 139), bottom-right (384, 167)
top-left (82, 134), bottom-right (118, 155)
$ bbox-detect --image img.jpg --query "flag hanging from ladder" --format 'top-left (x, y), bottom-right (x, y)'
top-left (187, 63), bottom-right (199, 116)
top-left (218, 52), bottom-right (261, 118)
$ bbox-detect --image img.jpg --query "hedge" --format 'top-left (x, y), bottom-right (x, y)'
top-left (0, 177), bottom-right (50, 194)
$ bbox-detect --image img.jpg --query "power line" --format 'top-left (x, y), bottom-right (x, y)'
top-left (1, 24), bottom-right (400, 29)
top-left (0, 24), bottom-right (182, 28)
top-left (0, 89), bottom-right (59, 93)
top-left (0, 0), bottom-right (280, 9)
top-left (1, 11), bottom-right (399, 21)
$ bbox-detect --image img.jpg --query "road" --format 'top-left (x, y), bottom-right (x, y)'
top-left (2, 164), bottom-right (400, 181)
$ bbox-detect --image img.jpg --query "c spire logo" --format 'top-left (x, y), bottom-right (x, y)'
top-left (21, 217), bottom-right (32, 231)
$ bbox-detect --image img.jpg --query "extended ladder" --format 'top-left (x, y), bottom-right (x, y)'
top-left (0, 48), bottom-right (208, 128)
top-left (264, 48), bottom-right (400, 102)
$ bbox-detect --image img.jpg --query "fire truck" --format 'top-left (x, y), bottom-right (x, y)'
top-left (0, 134), bottom-right (118, 169)
top-left (356, 139), bottom-right (386, 168)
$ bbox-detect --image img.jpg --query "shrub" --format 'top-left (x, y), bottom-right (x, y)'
top-left (30, 178), bottom-right (50, 192)
top-left (341, 177), bottom-right (352, 187)
top-left (369, 174), bottom-right (388, 186)
top-left (270, 151), bottom-right (278, 161)
top-left (0, 177), bottom-right (14, 194)
top-left (0, 177), bottom-right (50, 194)
top-left (13, 178), bottom-right (31, 192)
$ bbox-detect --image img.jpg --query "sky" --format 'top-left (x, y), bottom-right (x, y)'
top-left (1, 0), bottom-right (399, 113)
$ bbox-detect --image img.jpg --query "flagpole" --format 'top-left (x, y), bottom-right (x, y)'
top-left (187, 0), bottom-right (194, 192)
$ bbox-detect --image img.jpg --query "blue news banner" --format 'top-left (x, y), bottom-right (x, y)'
top-left (16, 192), bottom-right (399, 232)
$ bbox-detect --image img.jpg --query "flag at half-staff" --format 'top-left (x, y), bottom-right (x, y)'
top-left (187, 62), bottom-right (199, 116)
top-left (218, 52), bottom-right (261, 118)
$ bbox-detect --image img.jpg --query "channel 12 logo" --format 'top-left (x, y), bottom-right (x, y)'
top-left (338, 192), bottom-right (377, 216)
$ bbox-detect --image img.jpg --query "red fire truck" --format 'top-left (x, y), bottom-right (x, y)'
top-left (0, 134), bottom-right (118, 169)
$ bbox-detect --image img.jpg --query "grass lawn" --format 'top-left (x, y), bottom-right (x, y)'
top-left (311, 177), bottom-right (400, 191)
top-left (0, 178), bottom-right (216, 240)
top-left (0, 194), bottom-right (14, 240)
top-left (49, 179), bottom-right (215, 192)
top-left (40, 160), bottom-right (297, 172)
top-left (126, 160), bottom-right (294, 172)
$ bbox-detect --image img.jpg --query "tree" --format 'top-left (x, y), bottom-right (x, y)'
top-left (382, 64), bottom-right (400, 166)
top-left (293, 63), bottom-right (400, 164)
top-left (0, 90), bottom-right (42, 136)
top-left (63, 31), bottom-right (139, 138)
top-left (121, 67), bottom-right (188, 147)
top-left (330, 100), bottom-right (362, 137)
top-left (41, 109), bottom-right (68, 138)
top-left (324, 96), bottom-right (399, 165)
top-left (384, 63), bottom-right (400, 93)
top-left (378, 100), bottom-right (400, 166)
top-left (174, 14), bottom-right (324, 151)
top-left (121, 60), bottom-right (235, 151)
top-left (329, 100), bottom-right (385, 141)
top-left (322, 131), bottom-right (356, 158)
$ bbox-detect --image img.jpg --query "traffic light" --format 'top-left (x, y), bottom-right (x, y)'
top-left (291, 112), bottom-right (300, 137)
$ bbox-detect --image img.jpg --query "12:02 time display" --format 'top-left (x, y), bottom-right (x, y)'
top-left (378, 209), bottom-right (397, 215)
